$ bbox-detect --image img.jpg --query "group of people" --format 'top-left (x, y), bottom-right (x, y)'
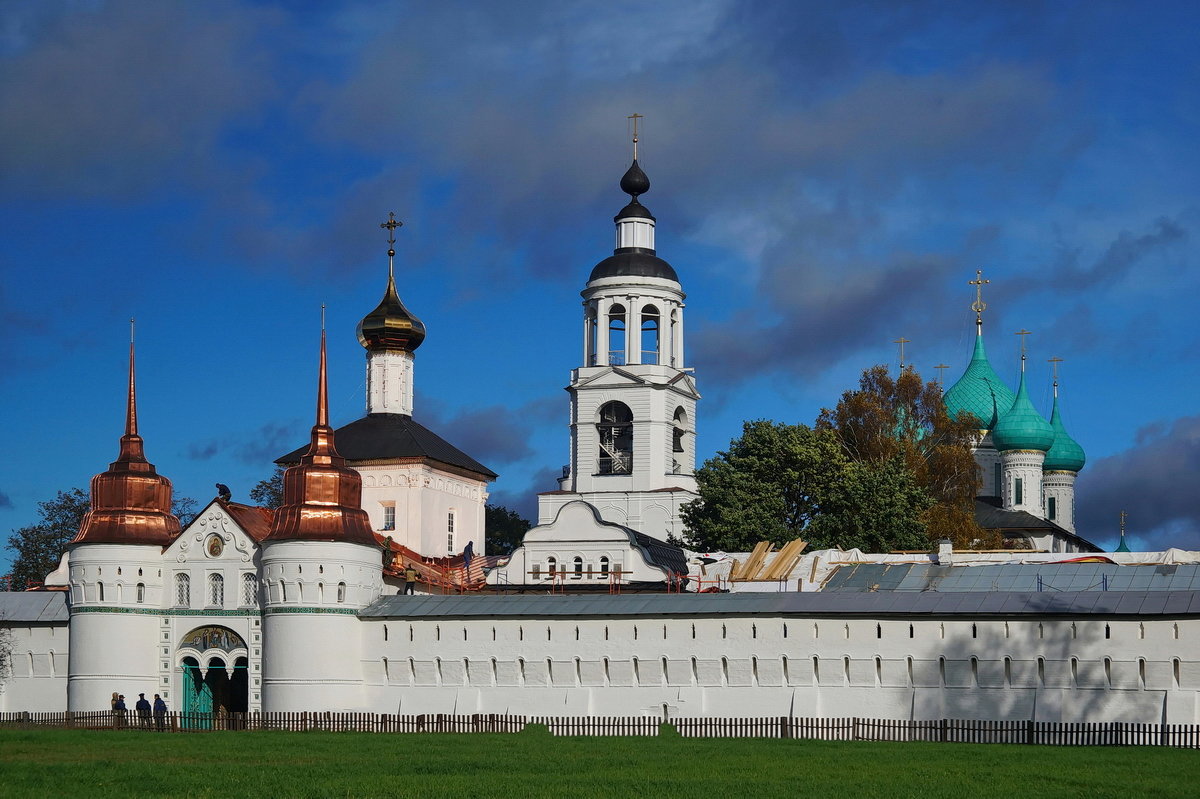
top-left (111, 691), bottom-right (169, 731)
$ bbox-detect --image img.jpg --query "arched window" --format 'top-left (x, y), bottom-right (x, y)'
top-left (175, 574), bottom-right (190, 607)
top-left (671, 407), bottom-right (687, 473)
top-left (608, 304), bottom-right (626, 365)
top-left (640, 304), bottom-right (659, 364)
top-left (572, 557), bottom-right (583, 579)
top-left (337, 582), bottom-right (347, 603)
top-left (241, 573), bottom-right (257, 606)
top-left (546, 557), bottom-right (556, 579)
top-left (599, 556), bottom-right (610, 577)
top-left (596, 401), bottom-right (633, 475)
top-left (208, 573), bottom-right (224, 607)
top-left (136, 583), bottom-right (145, 604)
top-left (97, 582), bottom-right (105, 602)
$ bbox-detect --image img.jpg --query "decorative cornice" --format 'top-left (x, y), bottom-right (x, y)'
top-left (263, 606), bottom-right (359, 616)
top-left (71, 605), bottom-right (261, 617)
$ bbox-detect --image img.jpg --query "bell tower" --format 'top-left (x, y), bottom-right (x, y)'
top-left (538, 119), bottom-right (700, 542)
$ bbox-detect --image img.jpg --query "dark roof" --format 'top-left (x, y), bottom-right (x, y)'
top-left (0, 591), bottom-right (68, 622)
top-left (614, 201), bottom-right (655, 221)
top-left (824, 563), bottom-right (1200, 593)
top-left (276, 413), bottom-right (496, 479)
top-left (359, 590), bottom-right (1200, 619)
top-left (630, 530), bottom-right (688, 576)
top-left (975, 496), bottom-right (1101, 552)
top-left (589, 248), bottom-right (678, 283)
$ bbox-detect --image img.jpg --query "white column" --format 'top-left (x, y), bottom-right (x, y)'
top-left (597, 297), bottom-right (612, 366)
top-left (674, 306), bottom-right (685, 368)
top-left (582, 304), bottom-right (591, 366)
top-left (628, 297), bottom-right (642, 365)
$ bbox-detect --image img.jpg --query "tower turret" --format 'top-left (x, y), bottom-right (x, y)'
top-left (262, 320), bottom-right (382, 712)
top-left (538, 117), bottom-right (700, 543)
top-left (358, 213), bottom-right (425, 416)
top-left (68, 325), bottom-right (177, 710)
top-left (992, 332), bottom-right (1053, 516)
top-left (942, 270), bottom-right (1014, 497)
top-left (1042, 359), bottom-right (1086, 533)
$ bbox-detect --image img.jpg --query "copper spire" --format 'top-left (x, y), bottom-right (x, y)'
top-left (71, 324), bottom-right (180, 546)
top-left (266, 320), bottom-right (376, 546)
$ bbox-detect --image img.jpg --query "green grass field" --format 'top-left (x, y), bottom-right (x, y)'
top-left (1, 727), bottom-right (1197, 798)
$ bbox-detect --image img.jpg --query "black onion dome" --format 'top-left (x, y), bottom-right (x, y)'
top-left (356, 273), bottom-right (426, 353)
top-left (589, 249), bottom-right (678, 283)
top-left (620, 159), bottom-right (650, 197)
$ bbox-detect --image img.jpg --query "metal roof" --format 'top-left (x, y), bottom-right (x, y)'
top-left (359, 590), bottom-right (1200, 619)
top-left (824, 563), bottom-right (1200, 593)
top-left (0, 591), bottom-right (68, 622)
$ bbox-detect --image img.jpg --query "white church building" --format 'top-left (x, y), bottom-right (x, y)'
top-left (1, 148), bottom-right (1199, 725)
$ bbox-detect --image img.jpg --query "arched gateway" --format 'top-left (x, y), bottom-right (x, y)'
top-left (177, 626), bottom-right (248, 722)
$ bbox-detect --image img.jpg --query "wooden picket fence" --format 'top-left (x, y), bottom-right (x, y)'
top-left (0, 710), bottom-right (1197, 747)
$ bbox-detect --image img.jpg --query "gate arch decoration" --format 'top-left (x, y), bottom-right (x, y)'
top-left (177, 625), bottom-right (249, 727)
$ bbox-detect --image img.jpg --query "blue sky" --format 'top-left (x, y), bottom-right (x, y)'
top-left (2, 0), bottom-right (1198, 573)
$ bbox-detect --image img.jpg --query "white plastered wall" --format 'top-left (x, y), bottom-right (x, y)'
top-left (1, 623), bottom-right (68, 711)
top-left (359, 463), bottom-right (488, 557)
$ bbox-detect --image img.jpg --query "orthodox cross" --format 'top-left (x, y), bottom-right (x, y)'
top-left (1014, 328), bottom-right (1032, 356)
top-left (628, 113), bottom-right (643, 159)
top-left (1048, 356), bottom-right (1063, 395)
top-left (892, 337), bottom-right (911, 369)
top-left (934, 363), bottom-right (950, 386)
top-left (380, 211), bottom-right (402, 248)
top-left (969, 269), bottom-right (990, 324)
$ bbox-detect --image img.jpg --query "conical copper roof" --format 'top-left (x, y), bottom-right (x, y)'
top-left (265, 329), bottom-right (376, 546)
top-left (71, 340), bottom-right (180, 547)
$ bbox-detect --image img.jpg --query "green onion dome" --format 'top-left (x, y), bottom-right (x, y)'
top-left (1043, 395), bottom-right (1086, 472)
top-left (991, 370), bottom-right (1054, 452)
top-left (943, 332), bottom-right (1016, 430)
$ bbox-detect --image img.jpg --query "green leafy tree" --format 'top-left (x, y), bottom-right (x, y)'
top-left (485, 504), bottom-right (532, 556)
top-left (817, 365), bottom-right (997, 548)
top-left (4, 488), bottom-right (197, 590)
top-left (250, 466), bottom-right (286, 509)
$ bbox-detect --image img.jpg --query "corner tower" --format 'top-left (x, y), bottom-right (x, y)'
top-left (67, 327), bottom-right (181, 710)
top-left (261, 324), bottom-right (382, 712)
top-left (538, 122), bottom-right (700, 542)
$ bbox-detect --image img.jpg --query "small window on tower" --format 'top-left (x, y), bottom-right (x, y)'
top-left (381, 504), bottom-right (396, 532)
top-left (1047, 496), bottom-right (1057, 520)
top-left (671, 407), bottom-right (687, 473)
top-left (1015, 477), bottom-right (1024, 506)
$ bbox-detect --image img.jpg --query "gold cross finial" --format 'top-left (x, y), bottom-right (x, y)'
top-left (1048, 356), bottom-right (1063, 397)
top-left (380, 211), bottom-right (402, 247)
top-left (969, 269), bottom-right (990, 325)
top-left (934, 363), bottom-right (950, 386)
top-left (892, 337), bottom-right (911, 368)
top-left (628, 113), bottom-right (643, 160)
top-left (1014, 329), bottom-right (1032, 353)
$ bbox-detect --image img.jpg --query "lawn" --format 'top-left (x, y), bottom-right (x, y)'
top-left (1, 726), bottom-right (1197, 798)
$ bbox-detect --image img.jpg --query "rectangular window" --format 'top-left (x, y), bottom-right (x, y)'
top-left (241, 573), bottom-right (257, 606)
top-left (175, 573), bottom-right (190, 607)
top-left (1015, 477), bottom-right (1024, 505)
top-left (381, 504), bottom-right (396, 532)
top-left (446, 511), bottom-right (456, 554)
top-left (993, 463), bottom-right (1001, 496)
top-left (1047, 496), bottom-right (1057, 520)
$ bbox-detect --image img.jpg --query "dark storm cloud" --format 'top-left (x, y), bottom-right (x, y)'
top-left (489, 465), bottom-right (562, 522)
top-left (423, 397), bottom-right (561, 469)
top-left (186, 421), bottom-right (303, 468)
top-left (0, 0), bottom-right (278, 197)
top-left (1042, 216), bottom-right (1188, 293)
top-left (1075, 415), bottom-right (1200, 550)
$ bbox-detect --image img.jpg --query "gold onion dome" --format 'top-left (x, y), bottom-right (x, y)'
top-left (71, 338), bottom-right (180, 546)
top-left (357, 253), bottom-right (425, 353)
top-left (265, 329), bottom-right (376, 546)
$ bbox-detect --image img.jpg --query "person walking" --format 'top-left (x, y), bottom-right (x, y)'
top-left (404, 564), bottom-right (419, 595)
top-left (153, 694), bottom-right (168, 732)
top-left (135, 693), bottom-right (152, 730)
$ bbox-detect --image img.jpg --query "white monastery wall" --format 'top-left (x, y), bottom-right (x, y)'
top-left (1, 623), bottom-right (67, 711)
top-left (358, 615), bottom-right (1200, 722)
